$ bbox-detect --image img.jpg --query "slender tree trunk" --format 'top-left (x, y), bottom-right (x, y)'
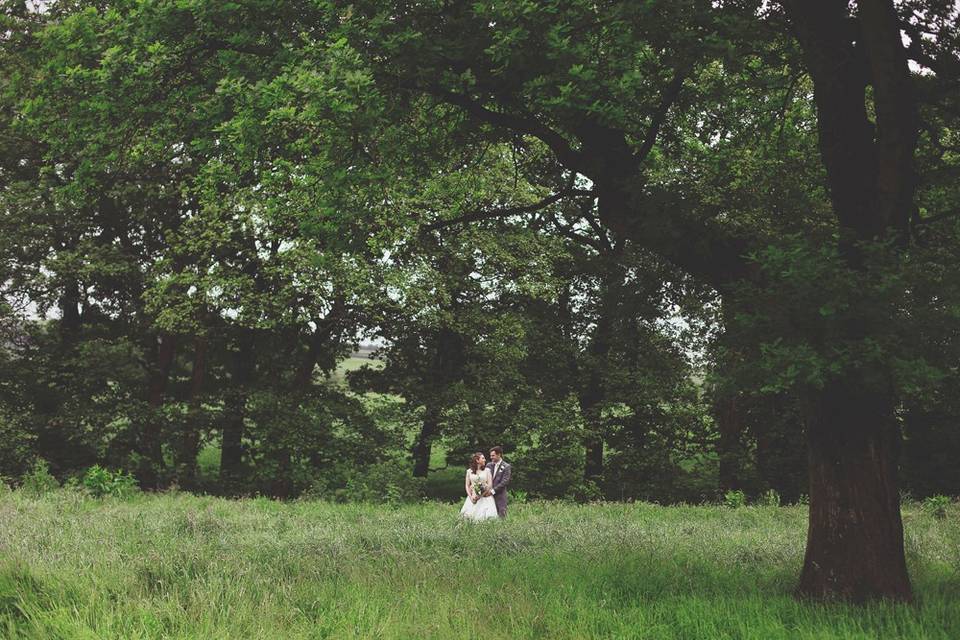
top-left (715, 392), bottom-right (744, 492)
top-left (412, 405), bottom-right (440, 478)
top-left (175, 336), bottom-right (208, 488)
top-left (579, 384), bottom-right (604, 482)
top-left (58, 284), bottom-right (82, 344)
top-left (221, 331), bottom-right (255, 482)
top-left (139, 332), bottom-right (177, 488)
top-left (583, 433), bottom-right (604, 482)
top-left (411, 323), bottom-right (465, 478)
top-left (579, 254), bottom-right (622, 483)
top-left (798, 379), bottom-right (911, 602)
top-left (269, 303), bottom-right (347, 498)
top-left (270, 450), bottom-right (293, 498)
top-left (754, 393), bottom-right (807, 502)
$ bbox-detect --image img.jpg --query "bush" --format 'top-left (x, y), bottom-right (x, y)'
top-left (723, 489), bottom-right (746, 509)
top-left (81, 465), bottom-right (139, 498)
top-left (566, 480), bottom-right (603, 503)
top-left (304, 460), bottom-right (425, 504)
top-left (757, 489), bottom-right (781, 507)
top-left (20, 459), bottom-right (59, 496)
top-left (922, 495), bottom-right (951, 520)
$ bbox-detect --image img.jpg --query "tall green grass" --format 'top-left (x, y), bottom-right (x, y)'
top-left (0, 492), bottom-right (957, 639)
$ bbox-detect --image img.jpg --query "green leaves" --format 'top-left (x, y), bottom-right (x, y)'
top-left (725, 234), bottom-right (960, 403)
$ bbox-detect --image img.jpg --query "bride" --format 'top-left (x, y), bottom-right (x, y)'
top-left (460, 452), bottom-right (498, 521)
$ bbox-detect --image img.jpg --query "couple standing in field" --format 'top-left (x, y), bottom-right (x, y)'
top-left (460, 446), bottom-right (511, 521)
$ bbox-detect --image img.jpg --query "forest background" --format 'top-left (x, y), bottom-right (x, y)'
top-left (2, 0), bottom-right (960, 604)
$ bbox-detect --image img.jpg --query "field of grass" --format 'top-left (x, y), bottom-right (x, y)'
top-left (327, 355), bottom-right (383, 387)
top-left (1, 492), bottom-right (958, 639)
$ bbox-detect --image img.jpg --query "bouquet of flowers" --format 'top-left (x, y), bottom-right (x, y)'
top-left (471, 474), bottom-right (486, 500)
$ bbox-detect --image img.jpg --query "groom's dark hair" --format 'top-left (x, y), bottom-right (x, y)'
top-left (490, 446), bottom-right (503, 456)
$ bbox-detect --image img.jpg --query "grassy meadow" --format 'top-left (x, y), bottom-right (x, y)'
top-left (1, 491), bottom-right (958, 639)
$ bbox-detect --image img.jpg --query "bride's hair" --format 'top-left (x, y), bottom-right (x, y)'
top-left (468, 452), bottom-right (484, 472)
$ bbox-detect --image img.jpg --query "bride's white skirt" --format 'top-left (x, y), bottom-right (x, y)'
top-left (459, 496), bottom-right (498, 521)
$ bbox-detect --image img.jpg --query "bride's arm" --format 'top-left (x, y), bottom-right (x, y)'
top-left (465, 470), bottom-right (475, 500)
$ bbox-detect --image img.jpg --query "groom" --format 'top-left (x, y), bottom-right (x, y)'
top-left (483, 446), bottom-right (512, 518)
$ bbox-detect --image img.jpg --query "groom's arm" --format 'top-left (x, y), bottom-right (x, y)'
top-left (492, 464), bottom-right (511, 493)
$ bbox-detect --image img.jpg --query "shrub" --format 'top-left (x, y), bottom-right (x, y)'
top-left (758, 489), bottom-right (781, 507)
top-left (304, 460), bottom-right (425, 504)
top-left (511, 489), bottom-right (528, 504)
top-left (922, 495), bottom-right (951, 520)
top-left (20, 459), bottom-right (59, 496)
top-left (567, 480), bottom-right (603, 503)
top-left (723, 489), bottom-right (746, 509)
top-left (81, 465), bottom-right (139, 498)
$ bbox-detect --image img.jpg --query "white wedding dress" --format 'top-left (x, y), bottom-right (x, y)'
top-left (459, 468), bottom-right (498, 521)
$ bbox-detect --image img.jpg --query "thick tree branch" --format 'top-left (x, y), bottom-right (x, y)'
top-left (914, 208), bottom-right (959, 226)
top-left (424, 87), bottom-right (590, 175)
top-left (637, 63), bottom-right (692, 162)
top-left (422, 187), bottom-right (593, 231)
top-left (900, 21), bottom-right (960, 80)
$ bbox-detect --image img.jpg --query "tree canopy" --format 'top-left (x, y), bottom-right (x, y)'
top-left (2, 0), bottom-right (960, 602)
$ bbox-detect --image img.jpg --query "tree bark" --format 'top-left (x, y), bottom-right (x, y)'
top-left (220, 331), bottom-right (255, 482)
top-left (411, 322), bottom-right (465, 477)
top-left (798, 379), bottom-right (911, 602)
top-left (579, 251), bottom-right (624, 483)
top-left (753, 393), bottom-right (807, 502)
top-left (412, 405), bottom-right (440, 478)
top-left (715, 392), bottom-right (745, 492)
top-left (270, 311), bottom-right (346, 498)
top-left (175, 336), bottom-right (208, 488)
top-left (579, 339), bottom-right (607, 483)
top-left (783, 0), bottom-right (919, 601)
top-left (58, 283), bottom-right (82, 345)
top-left (139, 332), bottom-right (177, 488)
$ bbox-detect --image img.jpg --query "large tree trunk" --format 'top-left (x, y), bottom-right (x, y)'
top-left (798, 379), bottom-right (911, 602)
top-left (783, 0), bottom-right (919, 602)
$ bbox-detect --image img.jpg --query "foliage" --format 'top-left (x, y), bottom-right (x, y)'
top-left (0, 0), bottom-right (958, 527)
top-left (303, 458), bottom-right (425, 504)
top-left (18, 460), bottom-right (58, 497)
top-left (80, 465), bottom-right (140, 499)
top-left (921, 495), bottom-right (951, 520)
top-left (757, 489), bottom-right (781, 508)
top-left (723, 489), bottom-right (746, 509)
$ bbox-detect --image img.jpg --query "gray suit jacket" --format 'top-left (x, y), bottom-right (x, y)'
top-left (485, 460), bottom-right (512, 515)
